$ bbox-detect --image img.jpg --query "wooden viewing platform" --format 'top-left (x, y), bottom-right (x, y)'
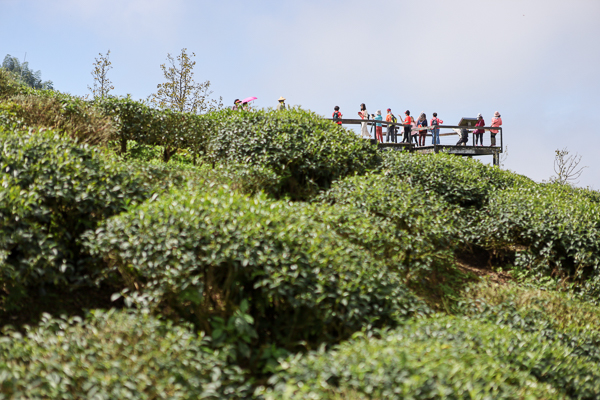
top-left (326, 118), bottom-right (504, 166)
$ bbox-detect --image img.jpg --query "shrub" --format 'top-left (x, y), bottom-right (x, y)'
top-left (380, 151), bottom-right (532, 208)
top-left (95, 97), bottom-right (206, 162)
top-left (469, 183), bottom-right (600, 297)
top-left (263, 314), bottom-right (600, 399)
top-left (0, 127), bottom-right (171, 310)
top-left (1, 90), bottom-right (115, 145)
top-left (0, 68), bottom-right (27, 99)
top-left (200, 108), bottom-right (381, 199)
top-left (0, 310), bottom-right (250, 399)
top-left (84, 186), bottom-right (427, 356)
top-left (315, 173), bottom-right (459, 279)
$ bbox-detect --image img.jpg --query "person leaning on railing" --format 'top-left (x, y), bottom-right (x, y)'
top-left (490, 111), bottom-right (502, 146)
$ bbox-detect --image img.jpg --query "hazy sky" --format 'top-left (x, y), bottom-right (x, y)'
top-left (2, 0), bottom-right (599, 187)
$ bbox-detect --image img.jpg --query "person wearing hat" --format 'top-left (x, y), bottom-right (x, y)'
top-left (232, 99), bottom-right (242, 111)
top-left (385, 108), bottom-right (398, 143)
top-left (474, 113), bottom-right (485, 146)
top-left (276, 96), bottom-right (287, 110)
top-left (490, 111), bottom-right (502, 146)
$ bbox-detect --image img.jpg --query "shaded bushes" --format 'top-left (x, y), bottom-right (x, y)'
top-left (469, 183), bottom-right (600, 298)
top-left (263, 313), bottom-right (600, 399)
top-left (200, 108), bottom-right (380, 199)
top-left (84, 186), bottom-right (427, 354)
top-left (0, 310), bottom-right (250, 399)
top-left (0, 127), bottom-right (176, 310)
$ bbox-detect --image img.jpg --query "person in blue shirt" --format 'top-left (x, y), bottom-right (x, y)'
top-left (374, 110), bottom-right (383, 142)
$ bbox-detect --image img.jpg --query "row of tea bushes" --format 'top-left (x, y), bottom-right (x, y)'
top-left (315, 173), bottom-right (460, 280)
top-left (84, 185), bottom-right (428, 358)
top-left (0, 309), bottom-right (250, 399)
top-left (263, 312), bottom-right (600, 400)
top-left (380, 151), bottom-right (533, 209)
top-left (0, 126), bottom-right (188, 311)
top-left (469, 183), bottom-right (600, 299)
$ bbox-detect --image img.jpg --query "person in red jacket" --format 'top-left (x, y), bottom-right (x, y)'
top-left (332, 106), bottom-right (342, 125)
top-left (474, 113), bottom-right (485, 146)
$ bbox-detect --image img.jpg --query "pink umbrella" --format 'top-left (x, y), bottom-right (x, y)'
top-left (241, 96), bottom-right (257, 103)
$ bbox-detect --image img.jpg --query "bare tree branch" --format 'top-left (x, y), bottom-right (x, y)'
top-left (551, 147), bottom-right (587, 185)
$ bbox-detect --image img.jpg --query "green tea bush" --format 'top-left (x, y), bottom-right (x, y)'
top-left (200, 108), bottom-right (381, 199)
top-left (315, 173), bottom-right (459, 279)
top-left (263, 314), bottom-right (600, 399)
top-left (1, 89), bottom-right (115, 145)
top-left (84, 186), bottom-right (427, 353)
top-left (0, 309), bottom-right (250, 399)
top-left (0, 127), bottom-right (169, 310)
top-left (95, 97), bottom-right (207, 162)
top-left (381, 151), bottom-right (532, 208)
top-left (0, 68), bottom-right (27, 99)
top-left (470, 183), bottom-right (600, 296)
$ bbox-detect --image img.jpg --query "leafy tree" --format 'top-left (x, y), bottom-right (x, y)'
top-left (88, 50), bottom-right (114, 99)
top-left (2, 54), bottom-right (53, 90)
top-left (551, 147), bottom-right (586, 185)
top-left (148, 48), bottom-right (222, 114)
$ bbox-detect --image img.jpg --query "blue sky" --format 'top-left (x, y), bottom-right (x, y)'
top-left (2, 0), bottom-right (600, 187)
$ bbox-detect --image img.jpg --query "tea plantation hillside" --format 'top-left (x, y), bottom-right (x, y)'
top-left (3, 69), bottom-right (600, 399)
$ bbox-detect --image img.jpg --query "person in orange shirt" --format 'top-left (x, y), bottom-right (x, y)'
top-left (401, 110), bottom-right (413, 143)
top-left (332, 106), bottom-right (342, 125)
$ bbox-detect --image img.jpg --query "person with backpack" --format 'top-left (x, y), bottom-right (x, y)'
top-left (332, 106), bottom-right (343, 125)
top-left (417, 112), bottom-right (428, 146)
top-left (490, 111), bottom-right (502, 146)
top-left (402, 110), bottom-right (413, 143)
top-left (385, 108), bottom-right (398, 143)
top-left (430, 112), bottom-right (443, 145)
top-left (474, 113), bottom-right (485, 146)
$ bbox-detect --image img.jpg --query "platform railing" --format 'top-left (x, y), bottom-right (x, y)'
top-left (325, 118), bottom-right (503, 151)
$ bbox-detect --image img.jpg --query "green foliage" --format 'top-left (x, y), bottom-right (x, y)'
top-left (263, 311), bottom-right (600, 399)
top-left (469, 182), bottom-right (600, 298)
top-left (2, 54), bottom-right (53, 90)
top-left (200, 108), bottom-right (381, 199)
top-left (95, 96), bottom-right (207, 161)
top-left (380, 151), bottom-right (532, 208)
top-left (0, 127), bottom-right (173, 310)
top-left (0, 309), bottom-right (250, 399)
top-left (2, 91), bottom-right (116, 145)
top-left (148, 48), bottom-right (222, 114)
top-left (0, 68), bottom-right (28, 99)
top-left (88, 50), bottom-right (114, 99)
top-left (315, 174), bottom-right (459, 285)
top-left (84, 186), bottom-right (427, 356)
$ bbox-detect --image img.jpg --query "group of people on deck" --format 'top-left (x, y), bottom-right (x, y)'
top-left (332, 104), bottom-right (503, 147)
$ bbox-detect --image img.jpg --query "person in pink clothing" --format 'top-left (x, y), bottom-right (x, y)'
top-left (490, 111), bottom-right (502, 146)
top-left (474, 113), bottom-right (485, 146)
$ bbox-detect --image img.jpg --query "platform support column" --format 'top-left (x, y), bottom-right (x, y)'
top-left (493, 152), bottom-right (500, 167)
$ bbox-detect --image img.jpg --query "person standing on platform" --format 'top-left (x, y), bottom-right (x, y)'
top-left (410, 114), bottom-right (419, 146)
top-left (490, 111), bottom-right (502, 146)
top-left (232, 99), bottom-right (242, 110)
top-left (417, 112), bottom-right (428, 146)
top-left (374, 110), bottom-right (384, 143)
top-left (474, 113), bottom-right (485, 146)
top-left (385, 108), bottom-right (398, 143)
top-left (430, 112), bottom-right (443, 145)
top-left (402, 110), bottom-right (412, 143)
top-left (358, 103), bottom-right (370, 139)
top-left (332, 106), bottom-right (343, 125)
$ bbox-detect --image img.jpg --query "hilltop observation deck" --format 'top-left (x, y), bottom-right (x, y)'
top-left (326, 117), bottom-right (503, 166)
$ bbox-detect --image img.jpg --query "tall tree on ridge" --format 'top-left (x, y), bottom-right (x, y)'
top-left (2, 54), bottom-right (53, 90)
top-left (88, 50), bottom-right (114, 99)
top-left (148, 48), bottom-right (222, 114)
